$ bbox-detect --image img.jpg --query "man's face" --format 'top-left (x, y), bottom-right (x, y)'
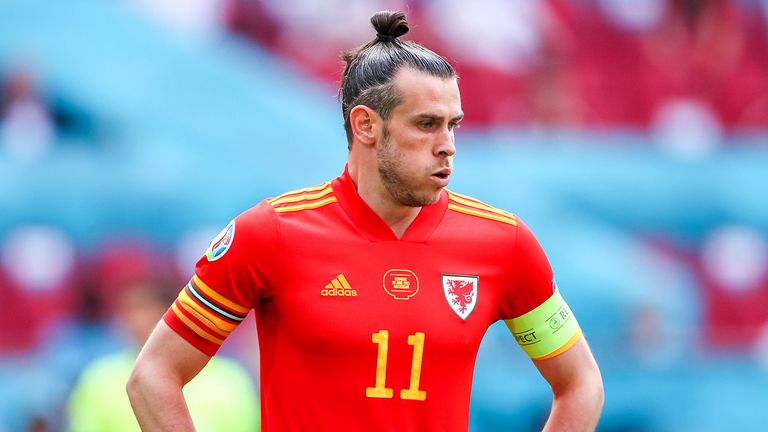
top-left (376, 68), bottom-right (463, 207)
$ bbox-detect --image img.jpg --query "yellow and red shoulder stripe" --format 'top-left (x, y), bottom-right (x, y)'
top-left (169, 275), bottom-right (250, 348)
top-left (446, 190), bottom-right (517, 226)
top-left (268, 181), bottom-right (337, 213)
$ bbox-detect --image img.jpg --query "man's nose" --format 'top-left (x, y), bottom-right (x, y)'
top-left (435, 127), bottom-right (456, 157)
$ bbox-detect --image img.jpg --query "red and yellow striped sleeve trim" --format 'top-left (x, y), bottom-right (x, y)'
top-left (171, 302), bottom-right (225, 344)
top-left (177, 290), bottom-right (236, 335)
top-left (446, 191), bottom-right (517, 226)
top-left (164, 275), bottom-right (250, 353)
top-left (192, 275), bottom-right (249, 315)
top-left (268, 183), bottom-right (338, 213)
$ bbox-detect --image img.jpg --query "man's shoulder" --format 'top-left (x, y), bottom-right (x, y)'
top-left (444, 189), bottom-right (518, 228)
top-left (235, 180), bottom-right (334, 221)
top-left (224, 180), bottom-right (337, 246)
top-left (264, 180), bottom-right (337, 215)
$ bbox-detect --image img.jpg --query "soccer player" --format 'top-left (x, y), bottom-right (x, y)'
top-left (127, 10), bottom-right (604, 432)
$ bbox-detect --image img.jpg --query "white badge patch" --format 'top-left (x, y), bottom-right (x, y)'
top-left (442, 274), bottom-right (479, 320)
top-left (205, 220), bottom-right (235, 261)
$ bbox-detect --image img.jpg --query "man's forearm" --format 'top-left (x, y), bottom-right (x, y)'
top-left (542, 381), bottom-right (604, 432)
top-left (127, 321), bottom-right (212, 430)
top-left (127, 367), bottom-right (196, 431)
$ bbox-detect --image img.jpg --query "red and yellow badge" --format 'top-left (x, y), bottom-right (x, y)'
top-left (382, 269), bottom-right (420, 300)
top-left (442, 274), bottom-right (479, 320)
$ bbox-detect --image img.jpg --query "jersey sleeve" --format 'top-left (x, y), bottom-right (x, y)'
top-left (499, 219), bottom-right (582, 360)
top-left (164, 201), bottom-right (279, 356)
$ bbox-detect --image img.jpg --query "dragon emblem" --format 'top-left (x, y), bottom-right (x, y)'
top-left (447, 279), bottom-right (475, 313)
top-left (442, 275), bottom-right (479, 319)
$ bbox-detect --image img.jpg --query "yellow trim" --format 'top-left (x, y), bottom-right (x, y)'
top-left (446, 190), bottom-right (489, 205)
top-left (447, 203), bottom-right (517, 226)
top-left (337, 274), bottom-right (352, 289)
top-left (534, 328), bottom-right (582, 360)
top-left (274, 196), bottom-right (338, 213)
top-left (178, 291), bottom-right (236, 335)
top-left (269, 186), bottom-right (334, 206)
top-left (192, 275), bottom-right (249, 314)
top-left (447, 190), bottom-right (500, 206)
top-left (447, 192), bottom-right (516, 219)
top-left (268, 182), bottom-right (331, 204)
top-left (171, 303), bottom-right (225, 345)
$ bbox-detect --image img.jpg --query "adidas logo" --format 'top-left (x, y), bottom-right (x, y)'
top-left (321, 274), bottom-right (357, 297)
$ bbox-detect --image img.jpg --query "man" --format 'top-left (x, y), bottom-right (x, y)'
top-left (70, 278), bottom-right (259, 432)
top-left (128, 10), bottom-right (604, 431)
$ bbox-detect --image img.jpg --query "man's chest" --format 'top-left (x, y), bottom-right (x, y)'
top-left (260, 235), bottom-right (510, 356)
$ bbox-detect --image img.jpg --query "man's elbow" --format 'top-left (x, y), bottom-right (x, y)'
top-left (590, 373), bottom-right (605, 414)
top-left (126, 366), bottom-right (140, 402)
top-left (580, 359), bottom-right (605, 414)
top-left (126, 362), bottom-right (151, 404)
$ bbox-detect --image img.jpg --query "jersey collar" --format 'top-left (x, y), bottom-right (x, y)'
top-left (332, 165), bottom-right (447, 242)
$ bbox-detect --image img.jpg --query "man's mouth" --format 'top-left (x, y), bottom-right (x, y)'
top-left (431, 168), bottom-right (452, 185)
top-left (432, 168), bottom-right (452, 179)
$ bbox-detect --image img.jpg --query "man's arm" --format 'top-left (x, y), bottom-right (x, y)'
top-left (533, 337), bottom-right (604, 432)
top-left (127, 320), bottom-right (211, 431)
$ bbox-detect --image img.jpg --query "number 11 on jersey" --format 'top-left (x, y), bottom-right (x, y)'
top-left (366, 330), bottom-right (427, 401)
top-left (366, 330), bottom-right (394, 398)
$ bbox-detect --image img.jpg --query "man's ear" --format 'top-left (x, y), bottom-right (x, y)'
top-left (349, 105), bottom-right (378, 146)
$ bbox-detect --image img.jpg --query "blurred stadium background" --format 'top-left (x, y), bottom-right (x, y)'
top-left (2, 0), bottom-right (768, 430)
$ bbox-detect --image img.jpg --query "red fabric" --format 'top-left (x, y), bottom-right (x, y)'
top-left (164, 167), bottom-right (565, 432)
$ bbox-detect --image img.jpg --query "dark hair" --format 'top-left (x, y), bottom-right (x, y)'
top-left (339, 10), bottom-right (456, 145)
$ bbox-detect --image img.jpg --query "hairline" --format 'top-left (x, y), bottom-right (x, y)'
top-left (345, 66), bottom-right (457, 145)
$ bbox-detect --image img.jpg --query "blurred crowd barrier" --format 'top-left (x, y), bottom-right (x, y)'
top-left (226, 0), bottom-right (768, 130)
top-left (2, 0), bottom-right (768, 431)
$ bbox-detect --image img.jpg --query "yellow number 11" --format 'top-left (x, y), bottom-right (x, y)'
top-left (365, 330), bottom-right (427, 401)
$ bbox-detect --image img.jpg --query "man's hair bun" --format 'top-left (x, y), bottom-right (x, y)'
top-left (370, 10), bottom-right (409, 40)
top-left (339, 9), bottom-right (454, 144)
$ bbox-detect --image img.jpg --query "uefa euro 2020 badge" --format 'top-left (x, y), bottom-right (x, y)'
top-left (206, 220), bottom-right (235, 261)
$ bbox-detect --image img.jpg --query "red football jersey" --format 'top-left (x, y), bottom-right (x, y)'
top-left (164, 166), bottom-right (581, 432)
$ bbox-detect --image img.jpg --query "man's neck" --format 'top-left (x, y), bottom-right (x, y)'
top-left (348, 163), bottom-right (421, 239)
top-left (365, 196), bottom-right (422, 239)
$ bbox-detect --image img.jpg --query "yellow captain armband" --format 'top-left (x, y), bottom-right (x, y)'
top-left (505, 289), bottom-right (582, 360)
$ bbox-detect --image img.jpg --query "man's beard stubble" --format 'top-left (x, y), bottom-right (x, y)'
top-left (377, 127), bottom-right (440, 208)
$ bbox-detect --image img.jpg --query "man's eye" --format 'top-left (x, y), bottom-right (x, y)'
top-left (419, 122), bottom-right (433, 129)
top-left (449, 122), bottom-right (461, 131)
